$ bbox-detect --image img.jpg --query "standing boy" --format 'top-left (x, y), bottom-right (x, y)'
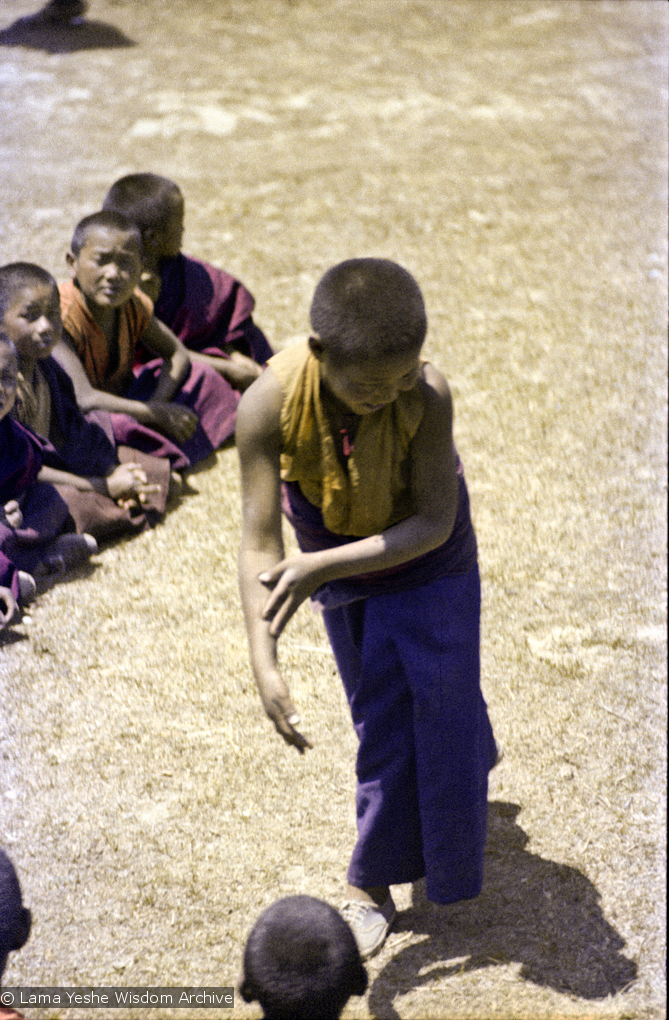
top-left (236, 259), bottom-right (497, 959)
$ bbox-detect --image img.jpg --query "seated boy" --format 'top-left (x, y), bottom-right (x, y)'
top-left (1, 337), bottom-right (95, 620)
top-left (240, 895), bottom-right (367, 1020)
top-left (236, 259), bottom-right (497, 959)
top-left (0, 847), bottom-right (31, 1020)
top-left (53, 211), bottom-right (237, 472)
top-left (0, 261), bottom-right (171, 542)
top-left (101, 173), bottom-right (273, 401)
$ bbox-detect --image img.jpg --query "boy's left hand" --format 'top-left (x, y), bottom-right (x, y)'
top-left (258, 553), bottom-right (324, 638)
top-left (106, 463), bottom-right (161, 505)
top-left (3, 500), bottom-right (23, 529)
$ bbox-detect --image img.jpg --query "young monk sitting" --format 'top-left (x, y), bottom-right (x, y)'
top-left (0, 261), bottom-right (170, 542)
top-left (102, 173), bottom-right (273, 415)
top-left (53, 210), bottom-right (237, 473)
top-left (0, 337), bottom-right (95, 626)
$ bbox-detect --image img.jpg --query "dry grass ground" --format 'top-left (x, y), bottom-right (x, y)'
top-left (0, 1), bottom-right (666, 1018)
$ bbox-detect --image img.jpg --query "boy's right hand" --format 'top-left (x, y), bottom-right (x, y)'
top-left (147, 401), bottom-right (198, 443)
top-left (257, 671), bottom-right (312, 754)
top-left (0, 586), bottom-right (19, 629)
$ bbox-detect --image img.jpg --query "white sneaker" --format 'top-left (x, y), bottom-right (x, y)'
top-left (17, 572), bottom-right (36, 604)
top-left (340, 895), bottom-right (396, 960)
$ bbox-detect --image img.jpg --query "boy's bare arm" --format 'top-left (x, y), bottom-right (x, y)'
top-left (236, 370), bottom-right (312, 753)
top-left (260, 363), bottom-right (460, 637)
top-left (52, 336), bottom-right (196, 443)
top-left (37, 462), bottom-right (159, 504)
top-left (188, 348), bottom-right (262, 391)
top-left (141, 317), bottom-right (193, 403)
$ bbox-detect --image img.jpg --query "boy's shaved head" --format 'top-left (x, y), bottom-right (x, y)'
top-left (0, 847), bottom-right (31, 981)
top-left (240, 895), bottom-right (367, 1020)
top-left (0, 262), bottom-right (57, 319)
top-left (102, 173), bottom-right (182, 233)
top-left (310, 258), bottom-right (427, 362)
top-left (70, 211), bottom-right (143, 257)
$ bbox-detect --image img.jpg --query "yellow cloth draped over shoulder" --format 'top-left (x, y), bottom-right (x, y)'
top-left (268, 340), bottom-right (425, 537)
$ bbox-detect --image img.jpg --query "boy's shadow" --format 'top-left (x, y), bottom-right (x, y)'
top-left (0, 15), bottom-right (134, 52)
top-left (369, 802), bottom-right (637, 1019)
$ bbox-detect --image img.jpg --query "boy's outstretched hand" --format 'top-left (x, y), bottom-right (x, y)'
top-left (257, 670), bottom-right (313, 754)
top-left (258, 553), bottom-right (325, 638)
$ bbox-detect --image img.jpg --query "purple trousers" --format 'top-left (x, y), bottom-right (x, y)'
top-left (322, 565), bottom-right (496, 904)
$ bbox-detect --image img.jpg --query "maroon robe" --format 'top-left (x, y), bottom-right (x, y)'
top-left (16, 357), bottom-right (169, 541)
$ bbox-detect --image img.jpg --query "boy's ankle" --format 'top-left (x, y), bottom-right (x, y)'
top-left (345, 884), bottom-right (390, 908)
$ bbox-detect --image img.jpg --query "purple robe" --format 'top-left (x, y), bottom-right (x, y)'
top-left (153, 252), bottom-right (273, 364)
top-left (0, 417), bottom-right (71, 587)
top-left (110, 357), bottom-right (238, 471)
top-left (283, 457), bottom-right (495, 903)
top-left (0, 548), bottom-right (18, 601)
top-left (281, 455), bottom-right (478, 609)
top-left (129, 253), bottom-right (274, 454)
top-left (32, 356), bottom-right (118, 478)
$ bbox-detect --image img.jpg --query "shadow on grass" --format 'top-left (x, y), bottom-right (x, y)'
top-left (1, 558), bottom-right (99, 646)
top-left (0, 16), bottom-right (135, 52)
top-left (0, 628), bottom-right (29, 647)
top-left (369, 802), bottom-right (637, 1018)
top-left (34, 556), bottom-right (98, 597)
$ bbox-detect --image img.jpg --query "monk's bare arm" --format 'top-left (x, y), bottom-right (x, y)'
top-left (52, 335), bottom-right (196, 443)
top-left (236, 369), bottom-right (312, 752)
top-left (141, 317), bottom-right (192, 403)
top-left (260, 363), bottom-right (459, 636)
top-left (187, 348), bottom-right (262, 391)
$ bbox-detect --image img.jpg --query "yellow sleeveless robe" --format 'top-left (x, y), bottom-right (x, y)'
top-left (268, 341), bottom-right (425, 537)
